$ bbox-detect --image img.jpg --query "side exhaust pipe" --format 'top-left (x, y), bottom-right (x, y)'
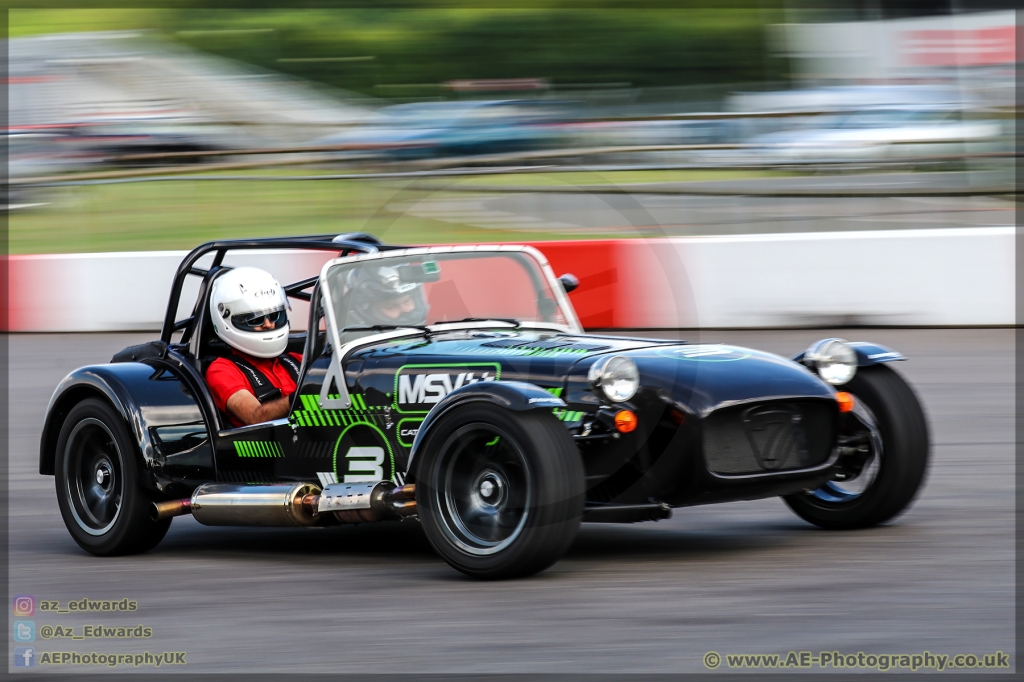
top-left (151, 482), bottom-right (417, 526)
top-left (151, 483), bottom-right (321, 527)
top-left (316, 481), bottom-right (417, 524)
top-left (390, 484), bottom-right (418, 518)
top-left (151, 499), bottom-right (191, 521)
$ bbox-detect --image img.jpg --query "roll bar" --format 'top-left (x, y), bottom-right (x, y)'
top-left (159, 233), bottom-right (393, 343)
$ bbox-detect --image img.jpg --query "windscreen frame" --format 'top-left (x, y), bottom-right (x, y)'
top-left (315, 245), bottom-right (583, 410)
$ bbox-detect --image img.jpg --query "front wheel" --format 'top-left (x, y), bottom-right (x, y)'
top-left (414, 403), bottom-right (584, 579)
top-left (784, 364), bottom-right (929, 530)
top-left (54, 398), bottom-right (171, 555)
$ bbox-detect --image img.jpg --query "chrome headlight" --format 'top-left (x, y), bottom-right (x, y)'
top-left (588, 355), bottom-right (639, 402)
top-left (805, 338), bottom-right (858, 386)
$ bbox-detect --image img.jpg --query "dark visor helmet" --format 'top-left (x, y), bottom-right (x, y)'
top-left (209, 267), bottom-right (290, 358)
top-left (342, 265), bottom-right (428, 327)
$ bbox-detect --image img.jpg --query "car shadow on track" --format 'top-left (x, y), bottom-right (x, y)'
top-left (143, 514), bottom-right (829, 569)
top-left (27, 513), bottom-right (920, 586)
top-left (568, 525), bottom-right (787, 561)
top-left (155, 518), bottom-right (435, 558)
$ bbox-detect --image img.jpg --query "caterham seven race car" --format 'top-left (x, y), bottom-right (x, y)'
top-left (40, 234), bottom-right (929, 578)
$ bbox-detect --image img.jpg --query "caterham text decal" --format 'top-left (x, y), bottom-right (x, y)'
top-left (396, 418), bottom-right (424, 447)
top-left (393, 363), bottom-right (501, 413)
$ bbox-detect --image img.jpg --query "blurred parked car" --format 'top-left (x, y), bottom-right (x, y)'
top-left (319, 100), bottom-right (560, 159)
top-left (55, 114), bottom-right (249, 166)
top-left (740, 107), bottom-right (1002, 164)
top-left (565, 117), bottom-right (726, 148)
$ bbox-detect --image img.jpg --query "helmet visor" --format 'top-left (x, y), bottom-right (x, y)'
top-left (231, 308), bottom-right (288, 332)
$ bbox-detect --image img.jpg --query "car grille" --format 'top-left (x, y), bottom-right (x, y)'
top-left (703, 401), bottom-right (835, 475)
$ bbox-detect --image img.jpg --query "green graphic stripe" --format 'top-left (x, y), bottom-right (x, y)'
top-left (293, 411), bottom-right (369, 426)
top-left (291, 393), bottom-right (385, 428)
top-left (300, 394), bottom-right (321, 412)
top-left (296, 393), bottom-right (372, 412)
top-left (294, 410), bottom-right (340, 427)
top-left (448, 345), bottom-right (592, 357)
top-left (553, 409), bottom-right (585, 423)
top-left (325, 393), bottom-right (381, 409)
top-left (234, 441), bottom-right (284, 458)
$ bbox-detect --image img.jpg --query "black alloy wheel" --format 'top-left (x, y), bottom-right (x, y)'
top-left (784, 364), bottom-right (929, 530)
top-left (415, 403), bottom-right (584, 579)
top-left (55, 398), bottom-right (170, 555)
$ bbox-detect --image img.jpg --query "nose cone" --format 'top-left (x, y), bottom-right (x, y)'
top-left (628, 344), bottom-right (834, 416)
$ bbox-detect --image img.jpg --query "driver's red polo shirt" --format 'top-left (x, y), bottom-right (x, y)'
top-left (205, 352), bottom-right (303, 428)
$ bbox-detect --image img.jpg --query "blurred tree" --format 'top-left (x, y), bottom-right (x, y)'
top-left (12, 4), bottom-right (789, 96)
top-left (162, 5), bottom-right (788, 95)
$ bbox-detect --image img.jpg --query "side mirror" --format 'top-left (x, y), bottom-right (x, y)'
top-left (558, 273), bottom-right (579, 294)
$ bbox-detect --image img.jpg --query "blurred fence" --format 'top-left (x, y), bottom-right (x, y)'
top-left (10, 145), bottom-right (1016, 189)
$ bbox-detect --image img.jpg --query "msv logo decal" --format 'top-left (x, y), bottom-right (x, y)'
top-left (394, 363), bottom-right (501, 413)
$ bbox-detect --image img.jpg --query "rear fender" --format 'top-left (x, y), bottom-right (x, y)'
top-left (40, 363), bottom-right (208, 493)
top-left (406, 380), bottom-right (566, 481)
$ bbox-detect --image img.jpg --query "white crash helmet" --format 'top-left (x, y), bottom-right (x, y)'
top-left (209, 267), bottom-right (290, 358)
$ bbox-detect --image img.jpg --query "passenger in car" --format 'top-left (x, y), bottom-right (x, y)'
top-left (334, 264), bottom-right (431, 344)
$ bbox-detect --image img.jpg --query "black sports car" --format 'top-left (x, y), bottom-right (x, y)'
top-left (40, 234), bottom-right (929, 578)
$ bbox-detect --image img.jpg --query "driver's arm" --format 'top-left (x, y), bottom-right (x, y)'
top-left (225, 390), bottom-right (291, 426)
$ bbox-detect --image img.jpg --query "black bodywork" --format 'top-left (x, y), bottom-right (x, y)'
top-left (39, 235), bottom-right (903, 520)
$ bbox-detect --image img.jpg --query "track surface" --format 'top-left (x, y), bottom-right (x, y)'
top-left (9, 329), bottom-right (1013, 674)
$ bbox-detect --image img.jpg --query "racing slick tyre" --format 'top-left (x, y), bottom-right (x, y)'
top-left (54, 398), bottom-right (171, 556)
top-left (415, 404), bottom-right (585, 579)
top-left (784, 364), bottom-right (929, 530)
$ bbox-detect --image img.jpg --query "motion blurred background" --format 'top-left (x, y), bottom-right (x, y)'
top-left (8, 3), bottom-right (1015, 254)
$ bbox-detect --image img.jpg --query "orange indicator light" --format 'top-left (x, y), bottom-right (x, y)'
top-left (614, 410), bottom-right (638, 433)
top-left (835, 391), bottom-right (855, 413)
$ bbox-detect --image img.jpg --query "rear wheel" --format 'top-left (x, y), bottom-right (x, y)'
top-left (55, 398), bottom-right (170, 555)
top-left (415, 404), bottom-right (584, 579)
top-left (784, 364), bottom-right (929, 529)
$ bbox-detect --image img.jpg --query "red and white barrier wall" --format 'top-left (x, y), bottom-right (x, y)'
top-left (7, 249), bottom-right (336, 333)
top-left (4, 227), bottom-right (1014, 332)
top-left (533, 227), bottom-right (1014, 328)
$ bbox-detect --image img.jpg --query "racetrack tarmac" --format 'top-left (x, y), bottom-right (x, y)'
top-left (8, 329), bottom-right (1014, 674)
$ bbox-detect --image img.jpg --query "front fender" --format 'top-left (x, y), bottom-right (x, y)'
top-left (792, 340), bottom-right (906, 367)
top-left (40, 363), bottom-right (207, 492)
top-left (406, 380), bottom-right (566, 481)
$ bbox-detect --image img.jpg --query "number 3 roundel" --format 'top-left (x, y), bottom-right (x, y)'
top-left (334, 423), bottom-right (395, 483)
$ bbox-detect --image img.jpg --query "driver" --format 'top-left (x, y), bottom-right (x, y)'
top-left (205, 267), bottom-right (303, 427)
top-left (341, 264), bottom-right (429, 327)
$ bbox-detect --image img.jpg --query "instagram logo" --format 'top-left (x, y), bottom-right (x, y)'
top-left (12, 595), bottom-right (34, 617)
